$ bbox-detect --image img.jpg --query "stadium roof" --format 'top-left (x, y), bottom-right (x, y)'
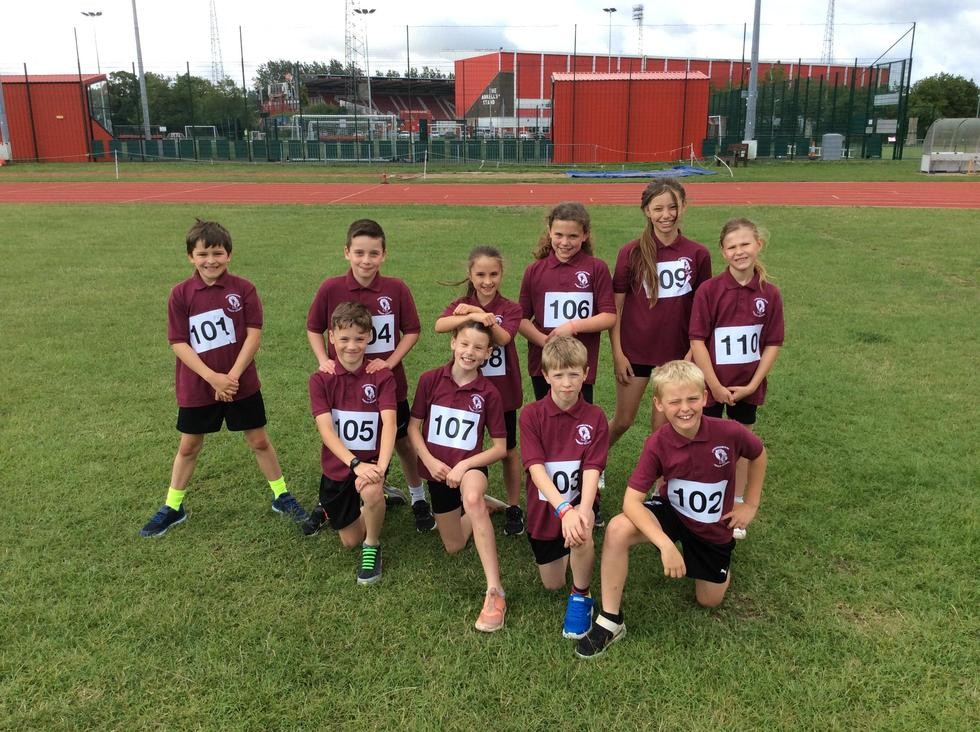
top-left (304, 74), bottom-right (453, 97)
top-left (0, 74), bottom-right (106, 84)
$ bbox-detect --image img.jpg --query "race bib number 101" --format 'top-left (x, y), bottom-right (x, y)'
top-left (188, 308), bottom-right (237, 354)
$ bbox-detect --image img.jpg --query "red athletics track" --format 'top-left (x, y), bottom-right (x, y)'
top-left (1, 181), bottom-right (979, 208)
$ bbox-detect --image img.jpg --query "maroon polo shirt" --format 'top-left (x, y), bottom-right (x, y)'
top-left (306, 270), bottom-right (421, 401)
top-left (613, 234), bottom-right (712, 366)
top-left (520, 394), bottom-right (609, 541)
top-left (309, 363), bottom-right (397, 481)
top-left (441, 293), bottom-right (524, 412)
top-left (519, 249), bottom-right (615, 383)
top-left (689, 271), bottom-right (784, 406)
top-left (410, 363), bottom-right (506, 480)
top-left (628, 416), bottom-right (764, 544)
top-left (167, 270), bottom-right (262, 408)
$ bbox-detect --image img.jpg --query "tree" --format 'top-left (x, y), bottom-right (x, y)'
top-left (909, 73), bottom-right (979, 133)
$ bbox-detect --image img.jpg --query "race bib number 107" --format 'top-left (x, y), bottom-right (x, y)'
top-left (188, 308), bottom-right (237, 354)
top-left (427, 404), bottom-right (479, 451)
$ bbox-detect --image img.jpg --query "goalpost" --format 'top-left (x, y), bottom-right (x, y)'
top-left (184, 125), bottom-right (219, 139)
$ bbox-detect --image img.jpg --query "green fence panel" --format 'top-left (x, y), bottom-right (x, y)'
top-left (755, 138), bottom-right (772, 158)
top-left (161, 139), bottom-right (179, 160)
top-left (179, 139), bottom-right (196, 159)
top-left (197, 140), bottom-right (214, 159)
top-left (520, 140), bottom-right (537, 160)
top-left (500, 139), bottom-right (517, 161)
top-left (466, 140), bottom-right (482, 159)
top-left (124, 140), bottom-right (143, 160)
top-left (216, 139), bottom-right (231, 159)
top-left (323, 142), bottom-right (340, 160)
top-left (429, 140), bottom-right (446, 161)
top-left (268, 142), bottom-right (283, 161)
top-left (863, 134), bottom-right (882, 159)
top-left (287, 140), bottom-right (303, 159)
top-left (701, 138), bottom-right (718, 157)
top-left (233, 140), bottom-right (248, 160)
top-left (251, 140), bottom-right (267, 160)
top-left (377, 140), bottom-right (393, 159)
top-left (306, 141), bottom-right (321, 160)
top-left (449, 140), bottom-right (464, 162)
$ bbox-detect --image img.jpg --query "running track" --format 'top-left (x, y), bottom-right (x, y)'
top-left (1, 181), bottom-right (979, 208)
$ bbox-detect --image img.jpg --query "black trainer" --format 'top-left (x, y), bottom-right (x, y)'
top-left (302, 504), bottom-right (328, 537)
top-left (139, 505), bottom-right (187, 538)
top-left (357, 544), bottom-right (382, 585)
top-left (412, 500), bottom-right (436, 532)
top-left (575, 614), bottom-right (626, 659)
top-left (504, 505), bottom-right (525, 536)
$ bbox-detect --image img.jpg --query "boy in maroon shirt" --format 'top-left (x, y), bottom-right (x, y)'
top-left (306, 219), bottom-right (432, 531)
top-left (303, 302), bottom-right (397, 585)
top-left (140, 219), bottom-right (306, 538)
top-left (520, 337), bottom-right (608, 640)
top-left (576, 360), bottom-right (768, 658)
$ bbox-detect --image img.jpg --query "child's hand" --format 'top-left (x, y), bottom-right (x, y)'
top-left (561, 507), bottom-right (589, 546)
top-left (445, 463), bottom-right (467, 488)
top-left (364, 358), bottom-right (389, 374)
top-left (710, 383), bottom-right (735, 405)
top-left (659, 543), bottom-right (686, 579)
top-left (613, 352), bottom-right (634, 385)
top-left (723, 501), bottom-right (758, 532)
top-left (353, 461), bottom-right (383, 484)
top-left (452, 303), bottom-right (481, 316)
top-left (209, 373), bottom-right (238, 396)
top-left (471, 312), bottom-right (496, 327)
top-left (426, 458), bottom-right (451, 483)
top-left (354, 473), bottom-right (382, 494)
top-left (546, 322), bottom-right (577, 340)
top-left (318, 358), bottom-right (336, 375)
top-left (729, 385), bottom-right (754, 402)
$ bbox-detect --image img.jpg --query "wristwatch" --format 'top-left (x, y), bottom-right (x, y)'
top-left (349, 457), bottom-right (361, 471)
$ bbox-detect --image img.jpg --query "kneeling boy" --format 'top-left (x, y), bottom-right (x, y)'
top-left (520, 337), bottom-right (608, 639)
top-left (304, 302), bottom-right (397, 586)
top-left (576, 360), bottom-right (767, 658)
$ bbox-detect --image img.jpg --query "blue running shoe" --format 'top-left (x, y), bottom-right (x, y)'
top-left (271, 492), bottom-right (309, 522)
top-left (140, 505), bottom-right (186, 538)
top-left (562, 593), bottom-right (595, 639)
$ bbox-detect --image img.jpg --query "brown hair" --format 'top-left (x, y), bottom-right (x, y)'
top-left (330, 301), bottom-right (373, 332)
top-left (346, 218), bottom-right (386, 250)
top-left (631, 179), bottom-right (687, 308)
top-left (443, 245), bottom-right (504, 299)
top-left (186, 218), bottom-right (232, 254)
top-left (532, 201), bottom-right (594, 260)
top-left (541, 335), bottom-right (588, 374)
top-left (719, 217), bottom-right (770, 285)
top-left (453, 320), bottom-right (494, 345)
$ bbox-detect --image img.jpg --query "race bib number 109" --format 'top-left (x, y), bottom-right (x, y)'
top-left (188, 308), bottom-right (237, 354)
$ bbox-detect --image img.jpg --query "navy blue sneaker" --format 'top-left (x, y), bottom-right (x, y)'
top-left (271, 492), bottom-right (309, 522)
top-left (302, 504), bottom-right (329, 536)
top-left (562, 593), bottom-right (594, 639)
top-left (140, 505), bottom-right (187, 538)
top-left (357, 544), bottom-right (383, 585)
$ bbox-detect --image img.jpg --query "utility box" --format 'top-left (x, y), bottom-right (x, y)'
top-left (822, 133), bottom-right (844, 161)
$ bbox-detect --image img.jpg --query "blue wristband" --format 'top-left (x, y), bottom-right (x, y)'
top-left (554, 501), bottom-right (571, 518)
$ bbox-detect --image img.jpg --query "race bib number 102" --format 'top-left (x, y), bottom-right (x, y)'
top-left (188, 308), bottom-right (237, 354)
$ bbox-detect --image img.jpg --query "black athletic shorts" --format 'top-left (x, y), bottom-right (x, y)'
top-left (176, 390), bottom-right (267, 434)
top-left (318, 473), bottom-right (362, 531)
top-left (703, 401), bottom-right (758, 425)
top-left (644, 498), bottom-right (734, 583)
top-left (396, 399), bottom-right (411, 439)
top-left (427, 466), bottom-right (489, 514)
top-left (527, 534), bottom-right (570, 565)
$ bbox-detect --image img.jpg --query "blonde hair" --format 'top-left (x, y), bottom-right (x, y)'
top-left (719, 217), bottom-right (770, 285)
top-left (541, 336), bottom-right (588, 373)
top-left (634, 179), bottom-right (687, 308)
top-left (651, 360), bottom-right (706, 399)
top-left (533, 201), bottom-right (595, 260)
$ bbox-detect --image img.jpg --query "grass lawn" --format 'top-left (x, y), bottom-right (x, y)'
top-left (3, 146), bottom-right (974, 185)
top-left (1, 202), bottom-right (977, 729)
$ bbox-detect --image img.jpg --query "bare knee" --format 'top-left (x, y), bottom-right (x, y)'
top-left (244, 430), bottom-right (271, 453)
top-left (177, 436), bottom-right (203, 460)
top-left (360, 483), bottom-right (384, 509)
top-left (461, 491), bottom-right (487, 516)
top-left (542, 577), bottom-right (566, 592)
top-left (696, 593), bottom-right (725, 609)
top-left (604, 514), bottom-right (634, 548)
top-left (339, 534), bottom-right (361, 550)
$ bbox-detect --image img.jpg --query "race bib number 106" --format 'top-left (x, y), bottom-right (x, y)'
top-left (188, 308), bottom-right (237, 354)
top-left (543, 292), bottom-right (593, 328)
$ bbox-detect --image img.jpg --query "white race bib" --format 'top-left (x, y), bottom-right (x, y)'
top-left (537, 459), bottom-right (582, 503)
top-left (714, 324), bottom-right (763, 365)
top-left (365, 314), bottom-right (395, 355)
top-left (543, 292), bottom-right (593, 327)
top-left (426, 404), bottom-right (479, 451)
top-left (188, 308), bottom-right (237, 354)
top-left (332, 409), bottom-right (379, 451)
top-left (481, 345), bottom-right (506, 377)
top-left (666, 478), bottom-right (727, 523)
top-left (642, 260), bottom-right (693, 300)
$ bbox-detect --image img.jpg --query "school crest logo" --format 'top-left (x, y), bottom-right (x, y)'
top-left (753, 298), bottom-right (768, 317)
top-left (225, 293), bottom-right (243, 312)
top-left (377, 296), bottom-right (393, 314)
top-left (678, 257), bottom-right (694, 284)
top-left (494, 314), bottom-right (504, 325)
top-left (361, 384), bottom-right (377, 404)
top-left (575, 424), bottom-right (594, 446)
top-left (575, 271), bottom-right (591, 289)
top-left (469, 394), bottom-right (485, 413)
top-left (712, 445), bottom-right (731, 468)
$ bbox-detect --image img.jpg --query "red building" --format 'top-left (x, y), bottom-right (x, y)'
top-left (551, 72), bottom-right (709, 163)
top-left (0, 74), bottom-right (112, 163)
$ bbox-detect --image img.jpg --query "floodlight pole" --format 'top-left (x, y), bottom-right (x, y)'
top-left (81, 11), bottom-right (103, 75)
top-left (354, 7), bottom-right (376, 113)
top-left (744, 0), bottom-right (761, 141)
top-left (130, 0), bottom-right (152, 142)
top-left (603, 8), bottom-right (617, 73)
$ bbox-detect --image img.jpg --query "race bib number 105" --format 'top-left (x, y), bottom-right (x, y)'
top-left (332, 409), bottom-right (379, 451)
top-left (188, 308), bottom-right (237, 354)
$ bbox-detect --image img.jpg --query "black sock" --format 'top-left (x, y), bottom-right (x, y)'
top-left (600, 609), bottom-right (623, 625)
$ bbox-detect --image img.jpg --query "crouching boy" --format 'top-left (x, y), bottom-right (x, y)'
top-left (304, 302), bottom-right (397, 586)
top-left (576, 360), bottom-right (767, 658)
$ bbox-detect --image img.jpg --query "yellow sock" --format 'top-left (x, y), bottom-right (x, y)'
top-left (269, 476), bottom-right (287, 498)
top-left (165, 487), bottom-right (186, 510)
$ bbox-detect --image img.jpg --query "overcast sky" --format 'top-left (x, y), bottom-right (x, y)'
top-left (2, 1), bottom-right (975, 88)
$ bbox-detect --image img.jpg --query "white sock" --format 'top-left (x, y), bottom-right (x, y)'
top-left (409, 484), bottom-right (426, 503)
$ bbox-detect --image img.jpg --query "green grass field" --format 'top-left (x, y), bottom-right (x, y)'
top-left (1, 202), bottom-right (978, 730)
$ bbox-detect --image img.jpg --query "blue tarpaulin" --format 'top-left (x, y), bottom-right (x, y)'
top-left (565, 165), bottom-right (717, 179)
